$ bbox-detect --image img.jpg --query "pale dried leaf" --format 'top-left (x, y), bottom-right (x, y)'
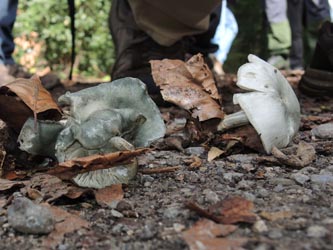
top-left (0, 178), bottom-right (28, 191)
top-left (260, 211), bottom-right (293, 221)
top-left (207, 147), bottom-right (224, 162)
top-left (183, 219), bottom-right (247, 250)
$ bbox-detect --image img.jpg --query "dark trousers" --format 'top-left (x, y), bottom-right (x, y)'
top-left (0, 0), bottom-right (18, 65)
top-left (288, 0), bottom-right (330, 69)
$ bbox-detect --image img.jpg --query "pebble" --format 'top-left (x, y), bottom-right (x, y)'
top-left (203, 189), bottom-right (220, 204)
top-left (7, 194), bottom-right (54, 234)
top-left (139, 224), bottom-right (157, 240)
top-left (311, 123), bottom-right (333, 139)
top-left (291, 173), bottom-right (310, 185)
top-left (163, 206), bottom-right (181, 219)
top-left (310, 174), bottom-right (333, 185)
top-left (269, 178), bottom-right (295, 186)
top-left (273, 184), bottom-right (284, 192)
top-left (307, 225), bottom-right (328, 238)
top-left (223, 172), bottom-right (244, 182)
top-left (257, 188), bottom-right (269, 198)
top-left (185, 147), bottom-right (205, 156)
top-left (268, 229), bottom-right (283, 239)
top-left (110, 209), bottom-right (124, 218)
top-left (253, 220), bottom-right (268, 233)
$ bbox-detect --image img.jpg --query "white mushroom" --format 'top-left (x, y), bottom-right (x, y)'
top-left (218, 54), bottom-right (301, 153)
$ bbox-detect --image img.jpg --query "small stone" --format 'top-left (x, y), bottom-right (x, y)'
top-left (311, 123), bottom-right (333, 139)
top-left (7, 194), bottom-right (54, 234)
top-left (257, 188), bottom-right (269, 198)
top-left (116, 200), bottom-right (133, 212)
top-left (253, 220), bottom-right (268, 233)
top-left (110, 209), bottom-right (124, 218)
top-left (307, 225), bottom-right (328, 238)
top-left (291, 173), bottom-right (310, 185)
top-left (163, 206), bottom-right (181, 219)
top-left (273, 184), bottom-right (284, 192)
top-left (58, 244), bottom-right (70, 250)
top-left (173, 223), bottom-right (185, 233)
top-left (268, 229), bottom-right (283, 239)
top-left (203, 189), bottom-right (220, 204)
top-left (139, 224), bottom-right (157, 240)
top-left (243, 192), bottom-right (256, 201)
top-left (185, 147), bottom-right (206, 156)
top-left (144, 181), bottom-right (152, 187)
top-left (310, 174), bottom-right (333, 185)
top-left (223, 172), bottom-right (244, 182)
top-left (269, 178), bottom-right (295, 186)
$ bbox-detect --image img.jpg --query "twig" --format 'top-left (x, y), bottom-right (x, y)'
top-left (185, 201), bottom-right (221, 223)
top-left (0, 151), bottom-right (6, 176)
top-left (139, 166), bottom-right (181, 174)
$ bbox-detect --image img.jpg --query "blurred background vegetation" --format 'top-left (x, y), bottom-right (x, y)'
top-left (14, 0), bottom-right (114, 80)
top-left (13, 0), bottom-right (265, 80)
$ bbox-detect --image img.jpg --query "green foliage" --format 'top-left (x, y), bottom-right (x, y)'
top-left (14, 0), bottom-right (114, 78)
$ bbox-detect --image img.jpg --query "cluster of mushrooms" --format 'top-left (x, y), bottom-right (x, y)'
top-left (17, 55), bottom-right (300, 188)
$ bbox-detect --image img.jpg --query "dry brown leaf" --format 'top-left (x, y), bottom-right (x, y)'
top-left (208, 147), bottom-right (224, 162)
top-left (47, 148), bottom-right (148, 180)
top-left (0, 178), bottom-right (28, 191)
top-left (260, 211), bottom-right (293, 221)
top-left (42, 206), bottom-right (89, 249)
top-left (24, 174), bottom-right (71, 203)
top-left (150, 54), bottom-right (224, 121)
top-left (208, 196), bottom-right (257, 224)
top-left (182, 219), bottom-right (247, 250)
top-left (189, 156), bottom-right (202, 170)
top-left (1, 75), bottom-right (61, 115)
top-left (94, 184), bottom-right (124, 207)
top-left (271, 141), bottom-right (316, 168)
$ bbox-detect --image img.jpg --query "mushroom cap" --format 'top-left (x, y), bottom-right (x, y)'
top-left (233, 54), bottom-right (301, 153)
top-left (57, 77), bottom-right (166, 150)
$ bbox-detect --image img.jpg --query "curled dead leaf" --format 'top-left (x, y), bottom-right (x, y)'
top-left (271, 141), bottom-right (316, 168)
top-left (150, 54), bottom-right (224, 121)
top-left (47, 148), bottom-right (148, 180)
top-left (0, 75), bottom-right (61, 132)
top-left (207, 147), bottom-right (224, 162)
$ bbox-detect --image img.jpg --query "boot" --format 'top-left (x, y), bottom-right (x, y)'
top-left (299, 21), bottom-right (333, 96)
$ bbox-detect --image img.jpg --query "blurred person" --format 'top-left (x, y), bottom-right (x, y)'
top-left (0, 0), bottom-right (17, 84)
top-left (264, 0), bottom-right (292, 69)
top-left (299, 20), bottom-right (333, 96)
top-left (287, 0), bottom-right (331, 72)
top-left (109, 0), bottom-right (222, 95)
top-left (210, 0), bottom-right (238, 75)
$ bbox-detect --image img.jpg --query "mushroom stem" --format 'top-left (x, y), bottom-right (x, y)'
top-left (217, 110), bottom-right (249, 131)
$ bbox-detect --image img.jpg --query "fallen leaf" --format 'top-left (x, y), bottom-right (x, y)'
top-left (151, 54), bottom-right (224, 121)
top-left (208, 196), bottom-right (257, 224)
top-left (47, 148), bottom-right (148, 180)
top-left (42, 206), bottom-right (89, 249)
top-left (0, 76), bottom-right (61, 132)
top-left (0, 178), bottom-right (28, 191)
top-left (260, 211), bottom-right (293, 221)
top-left (271, 141), bottom-right (316, 168)
top-left (188, 156), bottom-right (202, 170)
top-left (1, 75), bottom-right (61, 116)
top-left (94, 184), bottom-right (124, 207)
top-left (182, 219), bottom-right (247, 250)
top-left (208, 147), bottom-right (224, 162)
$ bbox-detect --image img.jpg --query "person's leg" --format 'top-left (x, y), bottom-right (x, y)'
top-left (265, 0), bottom-right (291, 69)
top-left (288, 0), bottom-right (305, 70)
top-left (0, 0), bottom-right (18, 65)
top-left (304, 0), bottom-right (331, 63)
top-left (109, 0), bottom-right (221, 95)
